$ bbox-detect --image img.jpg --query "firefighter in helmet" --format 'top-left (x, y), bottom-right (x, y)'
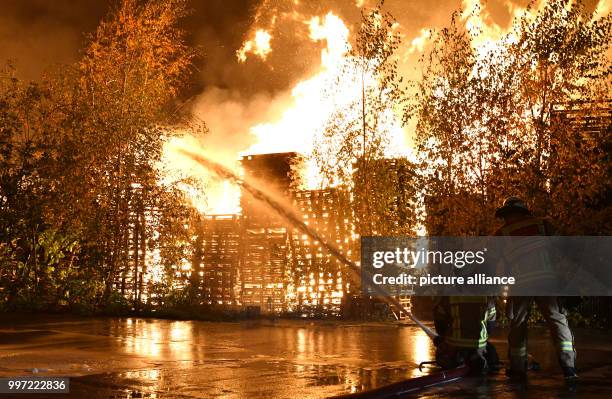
top-left (494, 196), bottom-right (577, 381)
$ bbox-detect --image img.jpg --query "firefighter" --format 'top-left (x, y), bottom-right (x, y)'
top-left (433, 296), bottom-right (489, 373)
top-left (494, 196), bottom-right (577, 381)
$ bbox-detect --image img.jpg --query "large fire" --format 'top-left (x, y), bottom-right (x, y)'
top-left (162, 10), bottom-right (411, 214)
top-left (162, 0), bottom-right (595, 215)
top-left (248, 13), bottom-right (411, 186)
top-left (151, 0), bottom-right (609, 310)
top-left (160, 134), bottom-right (242, 214)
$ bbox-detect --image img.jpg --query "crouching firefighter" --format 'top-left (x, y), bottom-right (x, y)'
top-left (433, 296), bottom-right (492, 373)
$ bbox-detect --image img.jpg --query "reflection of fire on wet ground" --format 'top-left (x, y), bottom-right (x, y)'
top-left (2, 316), bottom-right (612, 398)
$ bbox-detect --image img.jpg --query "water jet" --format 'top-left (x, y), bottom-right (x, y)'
top-left (178, 148), bottom-right (437, 340)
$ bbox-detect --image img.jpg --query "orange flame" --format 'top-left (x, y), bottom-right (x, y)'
top-left (160, 135), bottom-right (242, 215)
top-left (237, 29), bottom-right (273, 62)
top-left (246, 12), bottom-right (412, 188)
top-left (162, 11), bottom-right (413, 213)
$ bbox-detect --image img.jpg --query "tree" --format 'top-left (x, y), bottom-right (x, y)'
top-left (69, 0), bottom-right (196, 307)
top-left (0, 0), bottom-right (198, 311)
top-left (0, 66), bottom-right (84, 309)
top-left (410, 13), bottom-right (490, 235)
top-left (312, 2), bottom-right (416, 236)
top-left (500, 0), bottom-right (611, 233)
top-left (412, 0), bottom-right (611, 235)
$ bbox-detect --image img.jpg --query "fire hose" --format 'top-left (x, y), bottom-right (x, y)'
top-left (331, 366), bottom-right (469, 399)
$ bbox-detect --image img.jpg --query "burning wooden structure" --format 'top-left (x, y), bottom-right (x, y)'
top-left (111, 150), bottom-right (419, 317)
top-left (288, 188), bottom-right (354, 316)
top-left (198, 214), bottom-right (242, 305)
top-left (186, 152), bottom-right (359, 315)
top-left (183, 152), bottom-right (418, 316)
top-left (239, 153), bottom-right (297, 312)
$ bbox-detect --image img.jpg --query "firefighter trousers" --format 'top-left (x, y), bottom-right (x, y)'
top-left (434, 297), bottom-right (489, 370)
top-left (508, 296), bottom-right (576, 372)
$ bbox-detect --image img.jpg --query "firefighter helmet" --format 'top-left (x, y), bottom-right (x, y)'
top-left (495, 196), bottom-right (530, 218)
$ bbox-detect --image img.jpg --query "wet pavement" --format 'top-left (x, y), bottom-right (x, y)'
top-left (0, 315), bottom-right (611, 398)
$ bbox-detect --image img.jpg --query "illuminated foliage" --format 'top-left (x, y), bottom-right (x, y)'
top-left (413, 0), bottom-right (611, 235)
top-left (312, 2), bottom-right (416, 236)
top-left (0, 0), bottom-right (196, 310)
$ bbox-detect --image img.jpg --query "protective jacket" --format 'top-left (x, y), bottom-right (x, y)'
top-left (433, 296), bottom-right (489, 370)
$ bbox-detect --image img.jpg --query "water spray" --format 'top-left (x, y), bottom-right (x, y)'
top-left (179, 149), bottom-right (438, 341)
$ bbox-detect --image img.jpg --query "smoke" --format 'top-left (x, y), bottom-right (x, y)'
top-left (4, 0), bottom-right (607, 184)
top-left (182, 0), bottom-right (549, 174)
top-left (2, 0), bottom-right (604, 85)
top-left (188, 0), bottom-right (542, 135)
top-left (189, 87), bottom-right (294, 160)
